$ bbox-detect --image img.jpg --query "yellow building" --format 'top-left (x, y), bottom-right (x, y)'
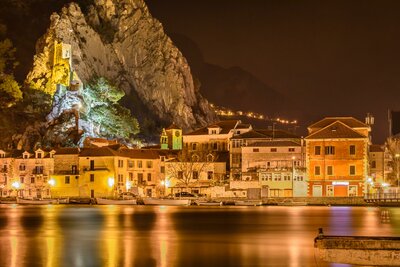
top-left (51, 148), bottom-right (80, 198)
top-left (78, 147), bottom-right (118, 198)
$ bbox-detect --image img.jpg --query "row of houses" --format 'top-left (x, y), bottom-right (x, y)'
top-left (0, 117), bottom-right (393, 199)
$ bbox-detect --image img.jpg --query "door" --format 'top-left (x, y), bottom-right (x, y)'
top-left (312, 185), bottom-right (322, 197)
top-left (90, 190), bottom-right (94, 198)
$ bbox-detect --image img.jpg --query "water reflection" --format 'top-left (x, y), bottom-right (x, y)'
top-left (0, 205), bottom-right (398, 267)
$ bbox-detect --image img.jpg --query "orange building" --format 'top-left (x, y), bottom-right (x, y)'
top-left (305, 117), bottom-right (370, 197)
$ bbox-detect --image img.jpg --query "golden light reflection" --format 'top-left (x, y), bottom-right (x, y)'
top-left (43, 205), bottom-right (60, 267)
top-left (8, 206), bottom-right (23, 267)
top-left (154, 206), bottom-right (177, 267)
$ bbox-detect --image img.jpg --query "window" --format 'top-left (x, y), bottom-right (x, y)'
top-left (37, 153), bottom-right (42, 159)
top-left (138, 160), bottom-right (143, 168)
top-left (35, 166), bottom-right (44, 174)
top-left (160, 156), bottom-right (165, 162)
top-left (325, 146), bottom-right (335, 155)
top-left (118, 160), bottom-right (124, 168)
top-left (270, 148), bottom-right (277, 152)
top-left (207, 154), bottom-right (214, 162)
top-left (288, 148), bottom-right (295, 152)
top-left (213, 142), bottom-right (218, 150)
top-left (211, 129), bottom-right (217, 134)
top-left (146, 161), bottom-right (153, 168)
top-left (315, 166), bottom-right (321, 176)
top-left (71, 165), bottom-right (77, 174)
top-left (315, 146), bottom-right (321, 155)
top-left (19, 164), bottom-right (26, 171)
top-left (90, 174), bottom-right (95, 182)
top-left (128, 160), bottom-right (134, 168)
top-left (147, 173), bottom-right (152, 182)
top-left (349, 145), bottom-right (356, 155)
top-left (207, 171), bottom-right (213, 180)
top-left (31, 177), bottom-right (35, 184)
top-left (23, 154), bottom-right (28, 159)
top-left (90, 160), bottom-right (94, 170)
top-left (20, 177), bottom-right (24, 183)
top-left (129, 172), bottom-right (133, 181)
top-left (327, 166), bottom-right (333, 176)
top-left (350, 165), bottom-right (356, 175)
top-left (371, 160), bottom-right (376, 169)
top-left (178, 171), bottom-right (183, 179)
top-left (193, 171), bottom-right (199, 179)
top-left (349, 185), bottom-right (358, 196)
top-left (160, 166), bottom-right (165, 173)
top-left (65, 176), bottom-right (70, 184)
top-left (192, 143), bottom-right (197, 150)
top-left (267, 162), bottom-right (271, 167)
top-left (138, 173), bottom-right (144, 184)
top-left (253, 148), bottom-right (259, 152)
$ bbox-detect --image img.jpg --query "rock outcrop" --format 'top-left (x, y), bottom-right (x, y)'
top-left (26, 0), bottom-right (217, 133)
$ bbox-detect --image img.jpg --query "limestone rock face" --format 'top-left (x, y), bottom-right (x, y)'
top-left (26, 0), bottom-right (217, 132)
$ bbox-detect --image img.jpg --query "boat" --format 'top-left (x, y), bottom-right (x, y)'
top-left (143, 198), bottom-right (191, 206)
top-left (58, 198), bottom-right (70, 204)
top-left (96, 198), bottom-right (137, 205)
top-left (314, 228), bottom-right (400, 266)
top-left (195, 200), bottom-right (223, 206)
top-left (17, 198), bottom-right (58, 205)
top-left (234, 200), bottom-right (262, 206)
top-left (277, 199), bottom-right (308, 206)
top-left (0, 198), bottom-right (17, 204)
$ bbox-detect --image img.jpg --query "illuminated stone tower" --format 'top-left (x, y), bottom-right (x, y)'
top-left (160, 124), bottom-right (182, 150)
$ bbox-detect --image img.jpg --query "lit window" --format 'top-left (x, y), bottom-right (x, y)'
top-left (325, 146), bottom-right (335, 155)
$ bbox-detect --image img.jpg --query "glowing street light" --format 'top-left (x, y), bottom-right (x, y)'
top-left (48, 178), bottom-right (56, 187)
top-left (11, 181), bottom-right (21, 190)
top-left (126, 181), bottom-right (132, 191)
top-left (108, 177), bottom-right (115, 188)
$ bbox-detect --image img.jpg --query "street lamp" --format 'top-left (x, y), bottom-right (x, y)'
top-left (48, 178), bottom-right (55, 198)
top-left (396, 154), bottom-right (400, 188)
top-left (161, 178), bottom-right (170, 197)
top-left (11, 181), bottom-right (21, 198)
top-left (0, 184), bottom-right (4, 198)
top-left (292, 156), bottom-right (296, 197)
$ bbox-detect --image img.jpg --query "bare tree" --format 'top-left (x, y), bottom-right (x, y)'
top-left (166, 149), bottom-right (217, 193)
top-left (386, 137), bottom-right (400, 186)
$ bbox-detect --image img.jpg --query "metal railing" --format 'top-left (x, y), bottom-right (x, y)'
top-left (364, 193), bottom-right (400, 202)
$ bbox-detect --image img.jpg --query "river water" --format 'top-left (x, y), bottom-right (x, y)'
top-left (0, 205), bottom-right (399, 267)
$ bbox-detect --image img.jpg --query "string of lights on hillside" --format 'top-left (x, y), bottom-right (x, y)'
top-left (210, 103), bottom-right (298, 125)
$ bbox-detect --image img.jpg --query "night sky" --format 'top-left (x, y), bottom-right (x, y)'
top-left (2, 0), bottom-right (400, 143)
top-left (146, 0), bottom-right (400, 143)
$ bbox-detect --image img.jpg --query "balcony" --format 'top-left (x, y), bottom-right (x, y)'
top-left (53, 170), bottom-right (80, 175)
top-left (83, 166), bottom-right (109, 172)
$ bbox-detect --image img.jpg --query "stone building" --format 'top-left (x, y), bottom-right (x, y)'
top-left (305, 117), bottom-right (370, 197)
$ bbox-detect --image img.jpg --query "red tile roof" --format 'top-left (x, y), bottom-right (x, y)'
top-left (308, 117), bottom-right (368, 130)
top-left (54, 148), bottom-right (80, 155)
top-left (246, 140), bottom-right (301, 147)
top-left (305, 121), bottom-right (367, 139)
top-left (370, 144), bottom-right (384, 152)
top-left (185, 120), bottom-right (240, 135)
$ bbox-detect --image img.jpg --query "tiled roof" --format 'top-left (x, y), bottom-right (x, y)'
top-left (185, 120), bottom-right (240, 135)
top-left (246, 140), bottom-right (300, 147)
top-left (232, 129), bottom-right (299, 139)
top-left (79, 147), bottom-right (120, 157)
top-left (306, 121), bottom-right (367, 139)
top-left (54, 148), bottom-right (80, 155)
top-left (119, 149), bottom-right (161, 159)
top-left (166, 124), bottom-right (180, 130)
top-left (308, 117), bottom-right (368, 130)
top-left (370, 144), bottom-right (384, 152)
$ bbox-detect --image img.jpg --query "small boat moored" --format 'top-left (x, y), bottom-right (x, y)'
top-left (234, 200), bottom-right (262, 206)
top-left (314, 228), bottom-right (400, 266)
top-left (96, 198), bottom-right (137, 205)
top-left (143, 198), bottom-right (191, 206)
top-left (17, 198), bottom-right (59, 205)
top-left (195, 200), bottom-right (223, 206)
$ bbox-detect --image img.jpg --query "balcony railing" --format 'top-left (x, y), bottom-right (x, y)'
top-left (364, 193), bottom-right (400, 202)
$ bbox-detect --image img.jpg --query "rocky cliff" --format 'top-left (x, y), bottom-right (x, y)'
top-left (26, 0), bottom-right (216, 135)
